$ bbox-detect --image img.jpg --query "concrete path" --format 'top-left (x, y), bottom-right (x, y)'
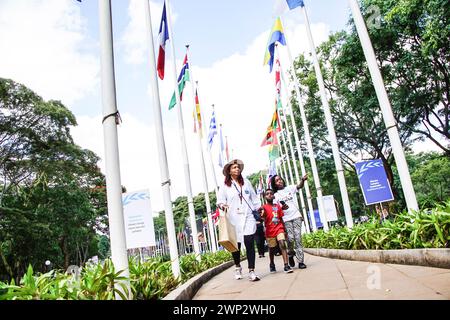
top-left (193, 253), bottom-right (450, 300)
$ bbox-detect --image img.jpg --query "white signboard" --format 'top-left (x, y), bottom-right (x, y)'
top-left (122, 189), bottom-right (156, 249)
top-left (322, 195), bottom-right (338, 222)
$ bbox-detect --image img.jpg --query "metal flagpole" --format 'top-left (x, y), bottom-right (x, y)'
top-left (278, 132), bottom-right (289, 184)
top-left (192, 83), bottom-right (217, 252)
top-left (278, 125), bottom-right (295, 184)
top-left (165, 2), bottom-right (200, 260)
top-left (275, 46), bottom-right (310, 232)
top-left (280, 108), bottom-right (310, 234)
top-left (279, 63), bottom-right (316, 231)
top-left (98, 0), bottom-right (130, 299)
top-left (299, 6), bottom-right (353, 228)
top-left (164, 41), bottom-right (201, 260)
top-left (185, 46), bottom-right (217, 256)
top-left (348, 0), bottom-right (419, 212)
top-left (144, 0), bottom-right (180, 277)
top-left (280, 17), bottom-right (328, 231)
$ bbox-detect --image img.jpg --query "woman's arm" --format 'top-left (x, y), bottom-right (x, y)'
top-left (216, 185), bottom-right (228, 210)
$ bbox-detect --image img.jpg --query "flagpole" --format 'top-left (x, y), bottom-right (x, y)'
top-left (280, 16), bottom-right (328, 231)
top-left (348, 0), bottom-right (418, 212)
top-left (184, 52), bottom-right (217, 252)
top-left (299, 5), bottom-right (353, 228)
top-left (278, 122), bottom-right (295, 185)
top-left (205, 105), bottom-right (220, 195)
top-left (280, 108), bottom-right (310, 234)
top-left (277, 132), bottom-right (289, 184)
top-left (144, 0), bottom-right (180, 277)
top-left (279, 62), bottom-right (316, 231)
top-left (164, 1), bottom-right (202, 261)
top-left (98, 0), bottom-right (130, 299)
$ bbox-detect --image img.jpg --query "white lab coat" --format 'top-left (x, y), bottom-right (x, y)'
top-left (217, 178), bottom-right (261, 243)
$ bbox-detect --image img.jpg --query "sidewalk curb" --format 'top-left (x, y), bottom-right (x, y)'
top-left (304, 248), bottom-right (450, 269)
top-left (163, 260), bottom-right (235, 300)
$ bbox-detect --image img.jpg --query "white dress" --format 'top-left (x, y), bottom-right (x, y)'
top-left (217, 178), bottom-right (261, 243)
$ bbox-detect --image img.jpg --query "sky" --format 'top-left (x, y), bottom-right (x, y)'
top-left (2, 0), bottom-right (436, 213)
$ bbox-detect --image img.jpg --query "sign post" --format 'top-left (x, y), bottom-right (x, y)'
top-left (122, 189), bottom-right (156, 250)
top-left (355, 160), bottom-right (394, 205)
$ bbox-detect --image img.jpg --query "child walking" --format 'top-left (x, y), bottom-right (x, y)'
top-left (261, 189), bottom-right (293, 274)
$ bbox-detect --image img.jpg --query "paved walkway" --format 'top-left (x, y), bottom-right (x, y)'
top-left (193, 253), bottom-right (450, 300)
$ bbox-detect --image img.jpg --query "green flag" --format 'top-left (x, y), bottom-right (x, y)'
top-left (169, 54), bottom-right (190, 110)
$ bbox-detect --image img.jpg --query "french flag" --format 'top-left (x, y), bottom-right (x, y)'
top-left (157, 2), bottom-right (169, 80)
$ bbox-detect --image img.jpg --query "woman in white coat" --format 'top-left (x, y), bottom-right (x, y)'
top-left (217, 159), bottom-right (262, 281)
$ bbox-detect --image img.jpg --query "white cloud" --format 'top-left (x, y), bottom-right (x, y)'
top-left (120, 0), bottom-right (178, 66)
top-left (71, 111), bottom-right (216, 214)
top-left (0, 0), bottom-right (98, 105)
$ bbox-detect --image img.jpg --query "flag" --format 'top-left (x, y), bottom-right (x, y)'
top-left (218, 124), bottom-right (225, 167)
top-left (225, 136), bottom-right (230, 162)
top-left (157, 2), bottom-right (169, 80)
top-left (193, 88), bottom-right (203, 138)
top-left (275, 58), bottom-right (283, 110)
top-left (261, 108), bottom-right (281, 146)
top-left (212, 208), bottom-right (220, 226)
top-left (257, 173), bottom-right (264, 195)
top-left (263, 17), bottom-right (286, 73)
top-left (207, 109), bottom-right (217, 150)
top-left (273, 0), bottom-right (304, 15)
top-left (169, 54), bottom-right (190, 110)
top-left (268, 144), bottom-right (280, 161)
top-left (267, 160), bottom-right (277, 188)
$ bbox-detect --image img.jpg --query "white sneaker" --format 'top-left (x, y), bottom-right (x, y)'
top-left (248, 270), bottom-right (260, 281)
top-left (234, 267), bottom-right (243, 280)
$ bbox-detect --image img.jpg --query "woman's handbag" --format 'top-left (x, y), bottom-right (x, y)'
top-left (218, 208), bottom-right (239, 252)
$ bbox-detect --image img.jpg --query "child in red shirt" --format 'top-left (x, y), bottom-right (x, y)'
top-left (261, 189), bottom-right (293, 274)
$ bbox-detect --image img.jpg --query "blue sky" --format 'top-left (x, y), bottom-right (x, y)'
top-left (0, 0), bottom-right (356, 212)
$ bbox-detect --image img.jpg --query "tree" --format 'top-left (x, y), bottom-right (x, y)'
top-left (0, 78), bottom-right (107, 281)
top-left (408, 152), bottom-right (450, 207)
top-left (288, 0), bottom-right (449, 213)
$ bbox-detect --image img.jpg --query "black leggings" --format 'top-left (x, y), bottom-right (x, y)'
top-left (232, 234), bottom-right (256, 270)
top-left (254, 225), bottom-right (266, 256)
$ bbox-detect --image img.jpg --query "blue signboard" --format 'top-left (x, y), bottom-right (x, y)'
top-left (307, 210), bottom-right (323, 229)
top-left (355, 159), bottom-right (394, 205)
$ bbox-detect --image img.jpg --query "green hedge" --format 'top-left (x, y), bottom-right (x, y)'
top-left (0, 250), bottom-right (234, 300)
top-left (303, 202), bottom-right (450, 250)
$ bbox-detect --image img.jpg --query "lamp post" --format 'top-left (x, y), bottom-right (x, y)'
top-left (45, 260), bottom-right (52, 272)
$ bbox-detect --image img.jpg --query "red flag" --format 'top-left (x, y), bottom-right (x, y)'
top-left (261, 108), bottom-right (281, 146)
top-left (157, 2), bottom-right (169, 80)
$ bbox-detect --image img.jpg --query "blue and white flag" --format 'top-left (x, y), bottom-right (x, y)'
top-left (207, 110), bottom-right (217, 150)
top-left (273, 0), bottom-right (304, 15)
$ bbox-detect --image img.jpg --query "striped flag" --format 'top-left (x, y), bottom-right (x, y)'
top-left (193, 89), bottom-right (203, 138)
top-left (263, 17), bottom-right (286, 73)
top-left (169, 54), bottom-right (190, 110)
top-left (157, 2), bottom-right (169, 80)
top-left (261, 108), bottom-right (281, 146)
top-left (207, 109), bottom-right (217, 150)
top-left (275, 58), bottom-right (283, 110)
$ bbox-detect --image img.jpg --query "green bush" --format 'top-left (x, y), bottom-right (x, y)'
top-left (0, 249), bottom-right (233, 300)
top-left (303, 202), bottom-right (450, 250)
